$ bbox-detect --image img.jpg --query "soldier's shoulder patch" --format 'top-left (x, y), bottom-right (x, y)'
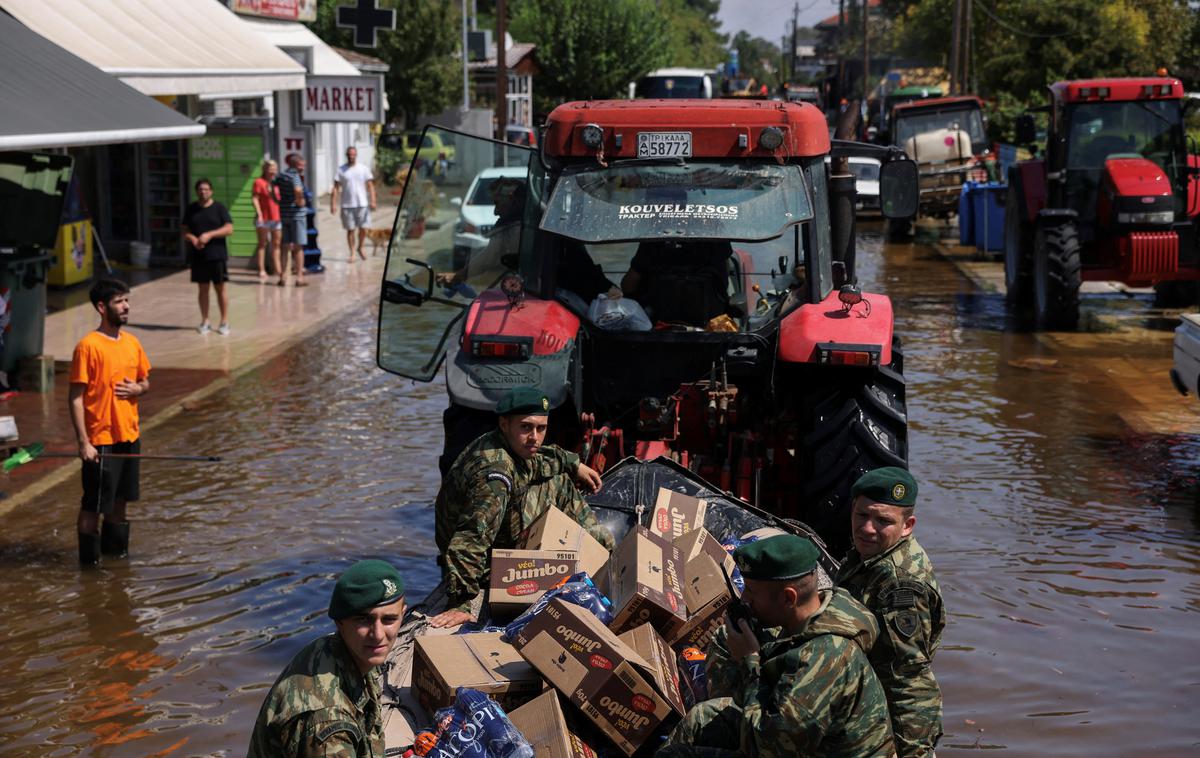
top-left (892, 609), bottom-right (919, 637)
top-left (485, 471), bottom-right (513, 492)
top-left (314, 719), bottom-right (364, 745)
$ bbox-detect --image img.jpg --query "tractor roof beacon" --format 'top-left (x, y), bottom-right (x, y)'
top-left (377, 99), bottom-right (918, 554)
top-left (1005, 77), bottom-right (1200, 330)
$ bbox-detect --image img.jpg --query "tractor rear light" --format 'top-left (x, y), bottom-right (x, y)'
top-left (471, 338), bottom-right (531, 359)
top-left (1117, 210), bottom-right (1173, 224)
top-left (1143, 84), bottom-right (1154, 97)
top-left (815, 342), bottom-right (881, 367)
top-left (1097, 86), bottom-right (1110, 98)
top-left (1159, 84), bottom-right (1173, 96)
top-left (1079, 87), bottom-right (1092, 97)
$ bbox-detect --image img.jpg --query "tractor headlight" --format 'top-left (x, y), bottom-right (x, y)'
top-left (759, 127), bottom-right (785, 151)
top-left (580, 123), bottom-right (604, 150)
top-left (1117, 211), bottom-right (1173, 224)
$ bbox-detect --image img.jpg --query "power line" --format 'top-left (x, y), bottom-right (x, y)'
top-left (972, 0), bottom-right (1080, 39)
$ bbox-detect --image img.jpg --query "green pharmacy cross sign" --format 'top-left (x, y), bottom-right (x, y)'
top-left (337, 0), bottom-right (395, 48)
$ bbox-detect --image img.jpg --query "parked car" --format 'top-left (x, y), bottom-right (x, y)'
top-left (824, 156), bottom-right (882, 211)
top-left (376, 129), bottom-right (457, 184)
top-left (450, 166), bottom-right (527, 268)
top-left (1171, 313), bottom-right (1200, 400)
top-left (505, 124), bottom-right (537, 147)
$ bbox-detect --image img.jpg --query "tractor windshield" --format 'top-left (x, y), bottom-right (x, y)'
top-left (541, 161), bottom-right (812, 243)
top-left (893, 106), bottom-right (986, 154)
top-left (1063, 99), bottom-right (1186, 216)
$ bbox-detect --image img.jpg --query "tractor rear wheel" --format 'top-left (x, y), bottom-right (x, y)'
top-left (1004, 183), bottom-right (1033, 304)
top-left (887, 218), bottom-right (913, 242)
top-left (799, 338), bottom-right (908, 556)
top-left (1033, 222), bottom-right (1081, 330)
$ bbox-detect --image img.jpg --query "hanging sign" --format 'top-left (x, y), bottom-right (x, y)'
top-left (300, 75), bottom-right (385, 123)
top-left (336, 0), bottom-right (396, 48)
top-left (231, 0), bottom-right (317, 22)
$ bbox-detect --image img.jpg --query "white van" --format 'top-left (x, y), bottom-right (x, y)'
top-left (629, 68), bottom-right (714, 99)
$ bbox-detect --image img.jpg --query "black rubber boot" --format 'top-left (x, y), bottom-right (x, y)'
top-left (78, 532), bottom-right (101, 567)
top-left (100, 521), bottom-right (130, 558)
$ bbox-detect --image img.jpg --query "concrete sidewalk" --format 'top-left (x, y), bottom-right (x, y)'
top-left (0, 193), bottom-right (401, 513)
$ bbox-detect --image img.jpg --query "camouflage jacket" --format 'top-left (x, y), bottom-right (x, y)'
top-left (710, 588), bottom-right (896, 757)
top-left (248, 634), bottom-right (383, 758)
top-left (434, 429), bottom-right (614, 612)
top-left (836, 536), bottom-right (945, 758)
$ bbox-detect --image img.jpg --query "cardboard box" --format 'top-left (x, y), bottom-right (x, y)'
top-left (512, 599), bottom-right (675, 756)
top-left (603, 526), bottom-right (687, 635)
top-left (522, 506), bottom-right (610, 578)
top-left (489, 549), bottom-right (580, 619)
top-left (667, 550), bottom-right (734, 652)
top-left (648, 489), bottom-right (708, 541)
top-left (411, 632), bottom-right (542, 717)
top-left (617, 624), bottom-right (686, 716)
top-left (507, 690), bottom-right (599, 758)
top-left (672, 527), bottom-right (735, 575)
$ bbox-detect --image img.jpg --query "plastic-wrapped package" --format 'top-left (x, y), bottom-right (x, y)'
top-left (500, 572), bottom-right (612, 642)
top-left (719, 538), bottom-right (753, 594)
top-left (587, 295), bottom-right (652, 331)
top-left (418, 687), bottom-right (534, 758)
top-left (678, 647), bottom-right (709, 709)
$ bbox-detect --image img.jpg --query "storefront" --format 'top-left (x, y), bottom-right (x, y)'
top-left (0, 0), bottom-right (305, 265)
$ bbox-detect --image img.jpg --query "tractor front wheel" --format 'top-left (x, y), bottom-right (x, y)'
top-left (1004, 183), bottom-right (1033, 305)
top-left (1033, 222), bottom-right (1082, 330)
top-left (799, 338), bottom-right (908, 556)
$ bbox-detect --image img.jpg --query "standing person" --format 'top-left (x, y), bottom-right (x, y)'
top-left (182, 178), bottom-right (234, 335)
top-left (274, 153), bottom-right (309, 287)
top-left (248, 559), bottom-right (406, 756)
top-left (658, 534), bottom-right (895, 757)
top-left (252, 159), bottom-right (282, 281)
top-left (429, 386), bottom-right (612, 629)
top-left (837, 467), bottom-right (945, 758)
top-left (69, 279), bottom-right (150, 566)
top-left (331, 146), bottom-right (377, 262)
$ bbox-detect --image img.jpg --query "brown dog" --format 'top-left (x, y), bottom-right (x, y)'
top-left (363, 227), bottom-right (391, 256)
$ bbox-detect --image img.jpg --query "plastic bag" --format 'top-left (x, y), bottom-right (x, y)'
top-left (418, 687), bottom-right (533, 758)
top-left (678, 647), bottom-right (709, 709)
top-left (500, 572), bottom-right (612, 642)
top-left (587, 295), bottom-right (652, 332)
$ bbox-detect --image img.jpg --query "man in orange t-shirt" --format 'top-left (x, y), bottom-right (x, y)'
top-left (69, 279), bottom-right (151, 566)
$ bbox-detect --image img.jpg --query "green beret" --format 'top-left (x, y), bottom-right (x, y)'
top-left (851, 466), bottom-right (918, 507)
top-left (495, 386), bottom-right (551, 417)
top-left (734, 534), bottom-right (819, 581)
top-left (328, 559), bottom-right (405, 620)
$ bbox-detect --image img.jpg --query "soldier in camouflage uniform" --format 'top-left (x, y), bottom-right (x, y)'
top-left (837, 467), bottom-right (945, 758)
top-left (660, 534), bottom-right (895, 758)
top-left (429, 387), bottom-right (613, 628)
top-left (249, 559), bottom-right (407, 757)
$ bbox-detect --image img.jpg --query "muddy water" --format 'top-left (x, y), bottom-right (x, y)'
top-left (2, 226), bottom-right (1199, 756)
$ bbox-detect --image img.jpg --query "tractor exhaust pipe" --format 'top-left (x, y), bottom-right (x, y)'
top-left (830, 99), bottom-right (861, 286)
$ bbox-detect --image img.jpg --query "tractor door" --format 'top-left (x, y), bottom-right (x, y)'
top-left (376, 126), bottom-right (535, 381)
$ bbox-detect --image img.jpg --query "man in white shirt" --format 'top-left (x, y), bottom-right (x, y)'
top-left (331, 146), bottom-right (377, 262)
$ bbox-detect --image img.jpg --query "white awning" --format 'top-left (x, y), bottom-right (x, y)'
top-left (237, 17), bottom-right (361, 77)
top-left (0, 11), bottom-right (204, 150)
top-left (0, 0), bottom-right (306, 96)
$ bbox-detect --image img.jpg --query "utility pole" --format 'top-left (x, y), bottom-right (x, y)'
top-left (791, 2), bottom-right (799, 83)
top-left (495, 0), bottom-right (507, 140)
top-left (837, 0), bottom-right (845, 101)
top-left (963, 0), bottom-right (972, 94)
top-left (461, 0), bottom-right (469, 111)
top-left (949, 0), bottom-right (961, 94)
top-left (862, 0), bottom-right (869, 102)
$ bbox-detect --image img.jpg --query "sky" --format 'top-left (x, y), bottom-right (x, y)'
top-left (716, 0), bottom-right (843, 46)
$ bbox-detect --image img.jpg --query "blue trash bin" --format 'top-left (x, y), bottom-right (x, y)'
top-left (958, 182), bottom-right (977, 246)
top-left (972, 182), bottom-right (1006, 252)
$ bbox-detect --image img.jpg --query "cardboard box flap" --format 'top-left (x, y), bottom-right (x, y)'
top-left (462, 633), bottom-right (535, 684)
top-left (508, 690), bottom-right (599, 758)
top-left (523, 506), bottom-right (610, 578)
top-left (618, 625), bottom-right (687, 716)
top-left (411, 632), bottom-right (541, 717)
top-left (650, 488), bottom-right (708, 540)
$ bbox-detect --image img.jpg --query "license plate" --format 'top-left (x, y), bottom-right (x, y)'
top-left (637, 132), bottom-right (692, 158)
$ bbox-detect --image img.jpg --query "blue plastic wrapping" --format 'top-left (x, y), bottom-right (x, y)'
top-left (500, 572), bottom-right (612, 643)
top-left (425, 687), bottom-right (534, 758)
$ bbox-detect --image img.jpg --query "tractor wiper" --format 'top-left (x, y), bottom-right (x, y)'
top-left (608, 156), bottom-right (687, 167)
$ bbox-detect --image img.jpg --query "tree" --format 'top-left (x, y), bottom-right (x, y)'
top-left (659, 0), bottom-right (729, 69)
top-left (730, 32), bottom-right (783, 90)
top-left (308, 0), bottom-right (461, 126)
top-left (510, 0), bottom-right (669, 111)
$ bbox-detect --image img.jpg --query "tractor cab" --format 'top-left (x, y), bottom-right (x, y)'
top-left (377, 99), bottom-right (917, 552)
top-left (1006, 77), bottom-right (1200, 329)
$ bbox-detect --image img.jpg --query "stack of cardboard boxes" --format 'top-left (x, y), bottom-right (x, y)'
top-left (410, 489), bottom-right (738, 756)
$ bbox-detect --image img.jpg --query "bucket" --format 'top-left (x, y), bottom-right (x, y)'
top-left (129, 241), bottom-right (151, 268)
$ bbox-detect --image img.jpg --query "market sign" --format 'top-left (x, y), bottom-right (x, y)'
top-left (232, 0), bottom-right (317, 22)
top-left (301, 75), bottom-right (384, 123)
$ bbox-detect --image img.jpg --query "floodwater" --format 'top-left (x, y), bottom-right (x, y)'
top-left (2, 223), bottom-right (1199, 756)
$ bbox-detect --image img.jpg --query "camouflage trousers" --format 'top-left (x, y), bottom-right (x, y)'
top-left (656, 697), bottom-right (741, 758)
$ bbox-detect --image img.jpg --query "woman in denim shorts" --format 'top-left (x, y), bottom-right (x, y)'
top-left (252, 160), bottom-right (282, 280)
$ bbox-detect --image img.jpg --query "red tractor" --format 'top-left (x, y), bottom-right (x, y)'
top-left (377, 100), bottom-right (917, 553)
top-left (1005, 77), bottom-right (1200, 329)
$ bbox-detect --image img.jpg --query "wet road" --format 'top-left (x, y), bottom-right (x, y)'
top-left (2, 223), bottom-right (1199, 755)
